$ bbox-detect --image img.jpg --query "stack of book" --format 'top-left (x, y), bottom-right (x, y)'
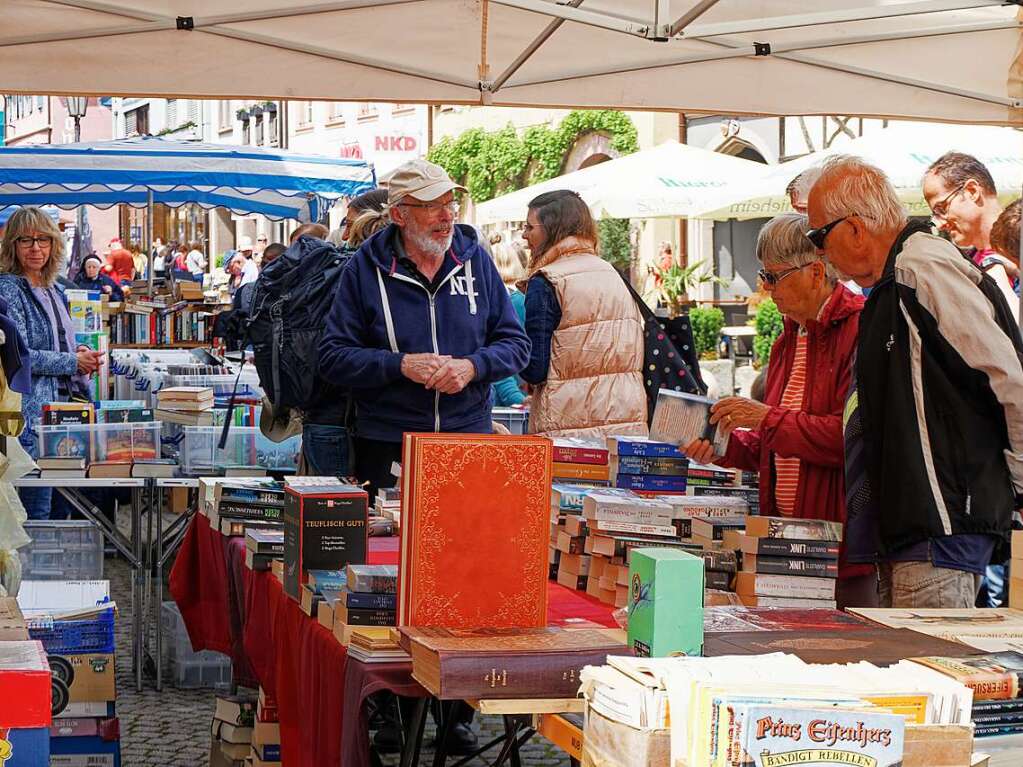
top-left (346, 627), bottom-right (410, 664)
top-left (373, 487), bottom-right (401, 526)
top-left (549, 483), bottom-right (593, 581)
top-left (36, 456), bottom-right (87, 479)
top-left (108, 296), bottom-right (221, 347)
top-left (607, 437), bottom-right (688, 495)
top-left (250, 687), bottom-right (281, 767)
top-left (208, 480), bottom-right (286, 538)
top-left (726, 516), bottom-right (841, 608)
top-left (155, 386), bottom-right (215, 426)
top-left (210, 693), bottom-right (255, 766)
top-left (551, 438), bottom-right (611, 486)
top-left (325, 565), bottom-right (397, 646)
top-left (245, 529), bottom-right (284, 572)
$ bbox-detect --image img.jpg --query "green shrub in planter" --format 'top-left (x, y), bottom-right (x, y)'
top-left (688, 306), bottom-right (725, 359)
top-left (753, 298), bottom-right (784, 366)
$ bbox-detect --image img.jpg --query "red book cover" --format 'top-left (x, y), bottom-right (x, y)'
top-left (0, 641), bottom-right (52, 728)
top-left (399, 433), bottom-right (553, 628)
top-left (552, 438), bottom-right (609, 466)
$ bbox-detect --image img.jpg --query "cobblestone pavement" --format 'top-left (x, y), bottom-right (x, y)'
top-left (109, 546), bottom-right (572, 767)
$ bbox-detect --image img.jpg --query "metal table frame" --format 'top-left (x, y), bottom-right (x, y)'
top-left (12, 476), bottom-right (148, 690)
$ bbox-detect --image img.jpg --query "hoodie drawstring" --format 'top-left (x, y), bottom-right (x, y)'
top-left (376, 268), bottom-right (399, 353)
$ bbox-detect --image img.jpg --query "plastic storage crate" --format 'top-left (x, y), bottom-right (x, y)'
top-left (19, 520), bottom-right (104, 580)
top-left (180, 425), bottom-right (301, 475)
top-left (29, 607), bottom-right (115, 654)
top-left (35, 421), bottom-right (162, 462)
top-left (166, 373), bottom-right (264, 400)
top-left (161, 601), bottom-right (232, 690)
top-left (492, 407), bottom-right (529, 435)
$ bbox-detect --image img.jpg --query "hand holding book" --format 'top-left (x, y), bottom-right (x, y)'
top-left (710, 396), bottom-right (770, 433)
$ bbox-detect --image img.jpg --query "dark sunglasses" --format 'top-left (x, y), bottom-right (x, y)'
top-left (804, 216), bottom-right (853, 250)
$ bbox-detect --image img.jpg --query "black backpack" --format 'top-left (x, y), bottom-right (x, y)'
top-left (246, 236), bottom-right (351, 410)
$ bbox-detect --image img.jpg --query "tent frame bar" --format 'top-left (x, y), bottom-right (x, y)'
top-left (669, 0), bottom-right (723, 38)
top-left (489, 0), bottom-right (586, 92)
top-left (489, 0), bottom-right (653, 37)
top-left (681, 0), bottom-right (1005, 39)
top-left (497, 17), bottom-right (1018, 110)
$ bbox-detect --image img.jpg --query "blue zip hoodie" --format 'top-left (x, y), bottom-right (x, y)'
top-left (319, 223), bottom-right (530, 441)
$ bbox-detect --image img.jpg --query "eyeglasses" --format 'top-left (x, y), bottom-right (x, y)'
top-left (805, 216), bottom-right (857, 250)
top-left (930, 183), bottom-right (967, 222)
top-left (758, 262), bottom-right (815, 287)
top-left (14, 236), bottom-right (53, 248)
top-left (400, 200), bottom-right (459, 215)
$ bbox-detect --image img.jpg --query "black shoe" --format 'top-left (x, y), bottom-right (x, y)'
top-left (442, 722), bottom-right (478, 756)
top-left (373, 724), bottom-right (402, 755)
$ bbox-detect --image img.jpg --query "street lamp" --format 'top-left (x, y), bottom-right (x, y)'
top-left (62, 97), bottom-right (89, 279)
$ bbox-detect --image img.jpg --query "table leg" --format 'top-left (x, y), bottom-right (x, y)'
top-left (399, 697), bottom-right (428, 767)
top-left (432, 700), bottom-right (455, 767)
top-left (154, 480), bottom-right (164, 691)
top-left (132, 486), bottom-right (144, 692)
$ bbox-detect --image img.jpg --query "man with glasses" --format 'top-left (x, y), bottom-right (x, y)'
top-left (923, 152), bottom-right (1018, 318)
top-left (808, 155), bottom-right (1023, 609)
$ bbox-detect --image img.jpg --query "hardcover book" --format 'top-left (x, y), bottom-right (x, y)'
top-left (648, 390), bottom-right (729, 454)
top-left (582, 488), bottom-right (674, 526)
top-left (347, 565), bottom-right (397, 594)
top-left (627, 548), bottom-right (704, 657)
top-left (399, 433), bottom-right (552, 628)
top-left (552, 461), bottom-right (610, 482)
top-left (245, 529), bottom-right (284, 555)
top-left (216, 501), bottom-right (284, 523)
top-left (615, 473), bottom-right (687, 493)
top-left (335, 605), bottom-right (396, 627)
top-left (723, 531), bottom-right (840, 560)
top-left (337, 588), bottom-right (398, 611)
top-left (610, 455), bottom-right (689, 477)
top-left (551, 438), bottom-right (609, 465)
top-left (689, 515), bottom-right (747, 541)
top-left (744, 516), bottom-right (843, 541)
top-left (283, 484), bottom-right (368, 601)
top-left (734, 572), bottom-right (836, 600)
top-left (907, 652), bottom-right (1023, 700)
top-left (606, 436), bottom-right (684, 459)
top-left (551, 484), bottom-right (593, 514)
top-left (404, 626), bottom-right (626, 699)
top-left (743, 554), bottom-right (839, 578)
top-left (689, 485), bottom-right (761, 513)
top-left (218, 481), bottom-right (286, 508)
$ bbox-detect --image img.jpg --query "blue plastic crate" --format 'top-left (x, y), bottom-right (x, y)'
top-left (28, 608), bottom-right (115, 654)
top-left (492, 407), bottom-right (529, 435)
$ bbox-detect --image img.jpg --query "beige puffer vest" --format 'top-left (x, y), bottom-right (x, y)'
top-left (528, 238), bottom-right (649, 439)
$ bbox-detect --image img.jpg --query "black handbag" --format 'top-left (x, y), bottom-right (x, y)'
top-left (619, 274), bottom-right (706, 423)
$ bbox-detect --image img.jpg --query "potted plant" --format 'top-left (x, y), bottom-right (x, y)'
top-left (250, 104), bottom-right (264, 117)
top-left (235, 108), bottom-right (250, 121)
top-left (653, 259), bottom-right (729, 316)
top-left (262, 101), bottom-right (278, 113)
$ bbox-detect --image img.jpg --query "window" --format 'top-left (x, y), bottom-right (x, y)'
top-left (167, 98), bottom-right (178, 127)
top-left (268, 109), bottom-right (279, 146)
top-left (218, 100), bottom-right (233, 130)
top-left (125, 105), bottom-right (149, 136)
top-left (297, 101), bottom-right (313, 126)
top-left (242, 119), bottom-right (250, 145)
top-left (35, 95), bottom-right (45, 111)
top-left (393, 103), bottom-right (415, 115)
top-left (357, 103), bottom-right (378, 121)
top-left (328, 101), bottom-right (345, 123)
top-left (254, 114), bottom-right (264, 145)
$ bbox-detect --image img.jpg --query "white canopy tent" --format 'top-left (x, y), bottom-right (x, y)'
top-left (697, 122), bottom-right (1023, 220)
top-left (1, 1), bottom-right (1022, 126)
top-left (474, 140), bottom-right (767, 224)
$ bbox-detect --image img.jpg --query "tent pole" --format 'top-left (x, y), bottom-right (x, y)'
top-left (146, 190), bottom-right (154, 296)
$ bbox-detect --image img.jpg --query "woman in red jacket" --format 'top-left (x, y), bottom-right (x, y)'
top-left (684, 213), bottom-right (876, 609)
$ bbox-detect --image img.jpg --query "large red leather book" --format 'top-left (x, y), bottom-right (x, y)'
top-left (399, 433), bottom-right (553, 628)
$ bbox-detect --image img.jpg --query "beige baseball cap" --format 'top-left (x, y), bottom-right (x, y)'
top-left (386, 159), bottom-right (465, 205)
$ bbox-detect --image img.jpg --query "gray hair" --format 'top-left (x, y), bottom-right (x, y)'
top-left (786, 166), bottom-right (823, 204)
top-left (814, 155), bottom-right (908, 234)
top-left (757, 213), bottom-right (838, 284)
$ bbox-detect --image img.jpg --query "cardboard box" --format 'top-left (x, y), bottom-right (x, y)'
top-left (903, 724), bottom-right (973, 767)
top-left (627, 548), bottom-right (704, 657)
top-left (0, 728), bottom-right (49, 767)
top-left (580, 708), bottom-right (668, 767)
top-left (48, 733), bottom-right (120, 767)
top-left (64, 653), bottom-right (116, 703)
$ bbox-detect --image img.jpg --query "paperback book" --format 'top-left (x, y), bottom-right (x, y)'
top-left (648, 390), bottom-right (729, 455)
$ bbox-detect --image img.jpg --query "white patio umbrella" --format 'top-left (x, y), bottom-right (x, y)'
top-left (474, 140), bottom-right (766, 224)
top-left (697, 122), bottom-right (1023, 220)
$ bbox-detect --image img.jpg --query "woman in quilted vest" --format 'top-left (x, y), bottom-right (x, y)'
top-left (519, 190), bottom-right (648, 438)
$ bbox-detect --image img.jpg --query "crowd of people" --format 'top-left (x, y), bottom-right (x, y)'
top-left (0, 150), bottom-right (1021, 628)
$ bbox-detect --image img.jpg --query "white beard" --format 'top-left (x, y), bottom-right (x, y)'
top-left (407, 227), bottom-right (453, 258)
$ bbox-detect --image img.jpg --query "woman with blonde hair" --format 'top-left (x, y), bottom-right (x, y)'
top-left (520, 190), bottom-right (647, 437)
top-left (0, 206), bottom-right (104, 518)
top-left (346, 207), bottom-right (390, 250)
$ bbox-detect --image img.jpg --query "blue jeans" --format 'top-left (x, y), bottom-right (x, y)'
top-left (302, 424), bottom-right (350, 478)
top-left (18, 430), bottom-right (52, 520)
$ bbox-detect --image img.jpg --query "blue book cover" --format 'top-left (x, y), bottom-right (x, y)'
top-left (2, 728), bottom-right (49, 767)
top-left (616, 473), bottom-right (688, 492)
top-left (551, 484), bottom-right (593, 512)
top-left (307, 569), bottom-right (346, 593)
top-left (608, 437), bottom-right (685, 459)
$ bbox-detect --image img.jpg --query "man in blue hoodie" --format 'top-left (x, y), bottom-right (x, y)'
top-left (320, 159), bottom-right (530, 498)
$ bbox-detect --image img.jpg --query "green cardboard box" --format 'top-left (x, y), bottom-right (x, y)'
top-left (626, 547), bottom-right (703, 657)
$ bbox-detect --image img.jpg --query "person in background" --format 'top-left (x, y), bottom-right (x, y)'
top-left (0, 207), bottom-right (104, 519)
top-left (106, 237), bottom-right (136, 283)
top-left (990, 199), bottom-right (1021, 296)
top-left (345, 208), bottom-right (389, 251)
top-left (683, 214), bottom-right (875, 609)
top-left (519, 190), bottom-right (646, 438)
top-left (489, 232), bottom-right (527, 407)
top-left (340, 189), bottom-right (390, 248)
top-left (185, 241), bottom-right (206, 281)
top-left (226, 254), bottom-right (247, 295)
top-left (225, 243), bottom-right (285, 350)
top-left (255, 234), bottom-right (268, 261)
top-left (130, 243), bottom-right (147, 281)
top-left (74, 253), bottom-right (124, 301)
top-left (786, 167), bottom-right (823, 214)
top-left (809, 155), bottom-right (1023, 609)
top-left (923, 152), bottom-right (1018, 314)
top-left (288, 222), bottom-right (330, 243)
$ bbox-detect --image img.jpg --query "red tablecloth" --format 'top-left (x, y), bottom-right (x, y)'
top-left (169, 513), bottom-right (617, 766)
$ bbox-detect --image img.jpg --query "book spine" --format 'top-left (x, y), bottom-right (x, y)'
top-left (613, 456), bottom-right (689, 476)
top-left (587, 505), bottom-right (674, 526)
top-left (615, 474), bottom-right (688, 492)
top-left (735, 574), bottom-right (834, 599)
top-left (340, 608), bottom-right (396, 626)
top-left (747, 556), bottom-right (838, 578)
top-left (615, 442), bottom-right (685, 458)
top-left (748, 518), bottom-right (842, 541)
top-left (685, 469), bottom-right (737, 483)
top-left (344, 592), bottom-right (398, 610)
top-left (751, 539), bottom-right (839, 559)
top-left (437, 648), bottom-right (618, 700)
top-left (552, 463), bottom-right (609, 481)
top-left (252, 542), bottom-right (285, 555)
top-left (593, 520), bottom-right (678, 537)
top-left (702, 549), bottom-right (738, 573)
top-left (552, 447), bottom-right (608, 465)
top-left (220, 489), bottom-right (285, 507)
top-left (218, 502), bottom-right (283, 522)
top-left (705, 570), bottom-right (732, 591)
